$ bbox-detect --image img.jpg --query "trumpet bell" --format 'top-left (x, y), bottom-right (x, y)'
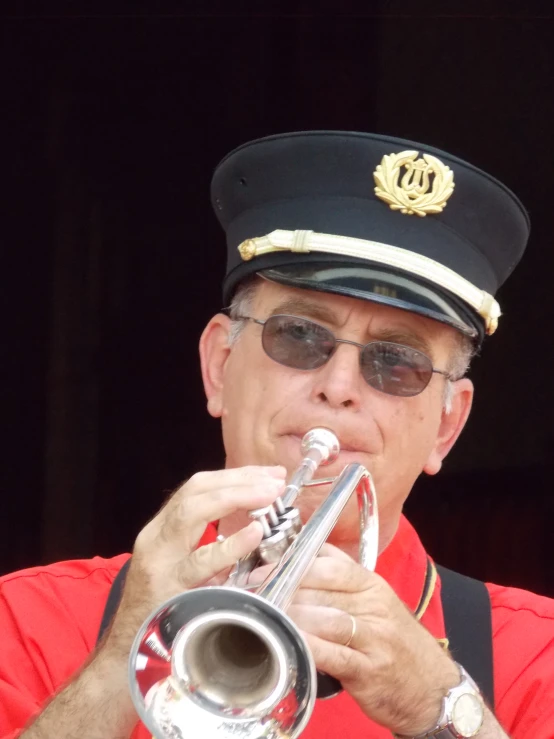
top-left (129, 587), bottom-right (317, 739)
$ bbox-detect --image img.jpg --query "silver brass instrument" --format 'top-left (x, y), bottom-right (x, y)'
top-left (129, 428), bottom-right (379, 739)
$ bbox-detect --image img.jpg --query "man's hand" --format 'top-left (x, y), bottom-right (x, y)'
top-left (21, 466), bottom-right (286, 739)
top-left (286, 544), bottom-right (461, 736)
top-left (104, 466), bottom-right (286, 656)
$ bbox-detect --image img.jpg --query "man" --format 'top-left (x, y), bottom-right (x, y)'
top-left (1, 131), bottom-right (553, 739)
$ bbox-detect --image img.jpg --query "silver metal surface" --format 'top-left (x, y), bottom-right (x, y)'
top-left (244, 428), bottom-right (342, 567)
top-left (281, 428), bottom-right (339, 509)
top-left (302, 476), bottom-right (336, 487)
top-left (129, 588), bottom-right (315, 739)
top-left (276, 507), bottom-right (302, 543)
top-left (256, 463), bottom-right (378, 610)
top-left (258, 529), bottom-right (289, 564)
top-left (300, 428), bottom-right (340, 463)
top-left (129, 427), bottom-right (379, 739)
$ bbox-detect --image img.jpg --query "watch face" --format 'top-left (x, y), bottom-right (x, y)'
top-left (451, 693), bottom-right (484, 737)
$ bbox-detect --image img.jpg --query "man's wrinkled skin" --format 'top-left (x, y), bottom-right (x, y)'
top-left (23, 281), bottom-right (509, 738)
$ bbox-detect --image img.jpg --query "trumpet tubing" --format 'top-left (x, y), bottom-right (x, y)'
top-left (129, 428), bottom-right (379, 739)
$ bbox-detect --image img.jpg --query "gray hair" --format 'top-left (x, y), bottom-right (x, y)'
top-left (227, 279), bottom-right (475, 413)
top-left (227, 277), bottom-right (260, 345)
top-left (443, 333), bottom-right (475, 413)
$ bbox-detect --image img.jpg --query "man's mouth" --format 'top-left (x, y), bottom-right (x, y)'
top-left (286, 432), bottom-right (364, 456)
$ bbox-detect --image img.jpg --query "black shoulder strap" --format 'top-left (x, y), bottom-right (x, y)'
top-left (436, 563), bottom-right (494, 710)
top-left (96, 558), bottom-right (131, 645)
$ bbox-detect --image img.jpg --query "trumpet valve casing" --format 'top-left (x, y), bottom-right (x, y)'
top-left (258, 528), bottom-right (289, 564)
top-left (277, 507), bottom-right (302, 543)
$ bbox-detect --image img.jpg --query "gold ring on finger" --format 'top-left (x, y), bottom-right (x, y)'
top-left (344, 614), bottom-right (357, 648)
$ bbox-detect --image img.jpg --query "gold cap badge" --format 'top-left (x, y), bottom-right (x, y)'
top-left (373, 150), bottom-right (455, 217)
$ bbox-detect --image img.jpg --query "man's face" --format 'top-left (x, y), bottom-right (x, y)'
top-left (200, 279), bottom-right (473, 551)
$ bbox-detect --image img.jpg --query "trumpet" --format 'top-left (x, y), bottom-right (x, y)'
top-left (129, 428), bottom-right (379, 739)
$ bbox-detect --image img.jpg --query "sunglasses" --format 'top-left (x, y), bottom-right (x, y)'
top-left (236, 314), bottom-right (453, 397)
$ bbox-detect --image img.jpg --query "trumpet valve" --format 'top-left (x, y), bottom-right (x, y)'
top-left (277, 507), bottom-right (302, 543)
top-left (258, 528), bottom-right (289, 564)
top-left (250, 505), bottom-right (280, 539)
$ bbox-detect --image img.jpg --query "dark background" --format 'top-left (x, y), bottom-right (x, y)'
top-left (2, 1), bottom-right (554, 594)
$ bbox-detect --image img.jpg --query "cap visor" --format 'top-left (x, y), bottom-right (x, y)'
top-left (258, 262), bottom-right (481, 340)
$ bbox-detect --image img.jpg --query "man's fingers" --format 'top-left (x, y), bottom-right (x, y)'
top-left (246, 545), bottom-right (356, 589)
top-left (247, 561), bottom-right (278, 586)
top-left (176, 521), bottom-right (263, 588)
top-left (177, 466), bottom-right (287, 497)
top-left (297, 557), bottom-right (375, 593)
top-left (293, 586), bottom-right (356, 611)
top-left (178, 481), bottom-right (284, 527)
top-left (300, 629), bottom-right (363, 682)
top-left (158, 466), bottom-right (286, 525)
top-left (288, 604), bottom-right (358, 648)
top-left (317, 542), bottom-right (355, 561)
top-left (159, 476), bottom-right (285, 546)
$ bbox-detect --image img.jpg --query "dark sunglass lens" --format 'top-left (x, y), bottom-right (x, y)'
top-left (262, 316), bottom-right (335, 370)
top-left (361, 342), bottom-right (433, 397)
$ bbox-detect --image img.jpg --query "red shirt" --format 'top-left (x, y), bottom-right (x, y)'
top-left (1, 516), bottom-right (554, 738)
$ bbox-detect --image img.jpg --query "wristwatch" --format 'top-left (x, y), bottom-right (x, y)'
top-left (396, 663), bottom-right (485, 738)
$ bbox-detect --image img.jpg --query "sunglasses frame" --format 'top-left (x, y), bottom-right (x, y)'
top-left (235, 313), bottom-right (454, 397)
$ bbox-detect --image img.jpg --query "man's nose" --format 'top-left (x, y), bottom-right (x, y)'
top-left (310, 343), bottom-right (364, 409)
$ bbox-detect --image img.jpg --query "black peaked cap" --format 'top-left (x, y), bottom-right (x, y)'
top-left (211, 131), bottom-right (530, 341)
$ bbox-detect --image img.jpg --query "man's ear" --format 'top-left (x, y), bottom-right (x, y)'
top-left (199, 313), bottom-right (232, 419)
top-left (423, 378), bottom-right (474, 476)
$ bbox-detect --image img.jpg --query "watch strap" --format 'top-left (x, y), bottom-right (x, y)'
top-left (395, 663), bottom-right (484, 739)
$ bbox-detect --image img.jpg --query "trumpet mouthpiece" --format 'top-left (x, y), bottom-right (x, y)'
top-left (300, 428), bottom-right (340, 464)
